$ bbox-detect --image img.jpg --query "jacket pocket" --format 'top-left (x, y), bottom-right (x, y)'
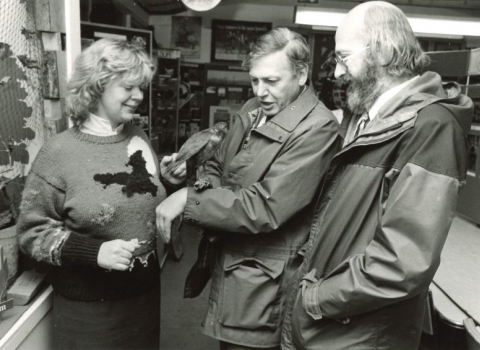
top-left (219, 254), bottom-right (285, 330)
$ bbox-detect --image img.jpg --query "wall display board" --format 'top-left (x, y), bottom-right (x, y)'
top-left (80, 22), bottom-right (153, 137)
top-left (211, 20), bottom-right (271, 63)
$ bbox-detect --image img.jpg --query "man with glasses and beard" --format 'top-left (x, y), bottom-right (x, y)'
top-left (281, 2), bottom-right (473, 350)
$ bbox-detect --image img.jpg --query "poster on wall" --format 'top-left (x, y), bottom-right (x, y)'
top-left (171, 16), bottom-right (202, 60)
top-left (211, 20), bottom-right (271, 62)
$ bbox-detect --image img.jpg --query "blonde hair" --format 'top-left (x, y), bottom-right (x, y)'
top-left (242, 27), bottom-right (310, 75)
top-left (363, 1), bottom-right (430, 77)
top-left (66, 38), bottom-right (155, 125)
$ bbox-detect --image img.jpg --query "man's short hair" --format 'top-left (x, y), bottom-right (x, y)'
top-left (363, 1), bottom-right (430, 77)
top-left (66, 38), bottom-right (155, 125)
top-left (242, 27), bottom-right (310, 75)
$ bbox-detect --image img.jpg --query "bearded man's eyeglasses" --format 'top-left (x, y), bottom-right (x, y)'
top-left (335, 46), bottom-right (370, 70)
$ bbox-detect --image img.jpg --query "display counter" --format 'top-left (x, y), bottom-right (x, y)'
top-left (0, 286), bottom-right (53, 350)
top-left (433, 215), bottom-right (480, 325)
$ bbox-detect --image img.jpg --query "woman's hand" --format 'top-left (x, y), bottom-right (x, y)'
top-left (97, 239), bottom-right (141, 271)
top-left (156, 188), bottom-right (188, 244)
top-left (160, 153), bottom-right (187, 185)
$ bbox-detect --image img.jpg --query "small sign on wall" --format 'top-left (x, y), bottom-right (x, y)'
top-left (297, 0), bottom-right (319, 3)
top-left (211, 20), bottom-right (272, 63)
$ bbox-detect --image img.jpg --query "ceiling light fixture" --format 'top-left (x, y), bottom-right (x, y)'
top-left (295, 6), bottom-right (479, 37)
top-left (181, 0), bottom-right (221, 12)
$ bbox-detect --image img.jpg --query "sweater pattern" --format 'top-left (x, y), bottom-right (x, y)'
top-left (17, 125), bottom-right (166, 301)
top-left (94, 149), bottom-right (158, 197)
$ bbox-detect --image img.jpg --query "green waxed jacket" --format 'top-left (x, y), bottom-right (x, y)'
top-left (183, 84), bottom-right (340, 347)
top-left (281, 72), bottom-right (474, 350)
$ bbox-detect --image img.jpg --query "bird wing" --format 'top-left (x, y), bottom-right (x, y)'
top-left (196, 138), bottom-right (222, 166)
top-left (165, 129), bottom-right (211, 173)
top-left (195, 126), bottom-right (228, 167)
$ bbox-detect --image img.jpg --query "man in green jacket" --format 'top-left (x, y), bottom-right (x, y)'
top-left (281, 2), bottom-right (474, 349)
top-left (156, 28), bottom-right (339, 349)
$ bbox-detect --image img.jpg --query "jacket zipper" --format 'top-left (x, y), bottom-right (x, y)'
top-left (337, 122), bottom-right (407, 159)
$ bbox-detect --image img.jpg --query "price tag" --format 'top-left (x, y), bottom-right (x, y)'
top-left (0, 299), bottom-right (14, 313)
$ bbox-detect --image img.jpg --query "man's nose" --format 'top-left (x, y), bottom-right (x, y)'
top-left (334, 63), bottom-right (346, 79)
top-left (256, 81), bottom-right (268, 97)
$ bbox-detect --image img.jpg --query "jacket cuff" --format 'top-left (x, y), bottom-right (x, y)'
top-left (301, 269), bottom-right (323, 320)
top-left (183, 186), bottom-right (201, 226)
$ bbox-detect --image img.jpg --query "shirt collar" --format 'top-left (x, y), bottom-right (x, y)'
top-left (80, 113), bottom-right (124, 136)
top-left (368, 76), bottom-right (419, 121)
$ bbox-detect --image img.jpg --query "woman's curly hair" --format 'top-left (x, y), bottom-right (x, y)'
top-left (66, 38), bottom-right (155, 125)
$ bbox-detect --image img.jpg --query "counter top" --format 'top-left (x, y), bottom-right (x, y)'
top-left (433, 215), bottom-right (480, 324)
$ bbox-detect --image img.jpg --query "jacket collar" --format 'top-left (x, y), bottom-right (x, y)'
top-left (340, 71), bottom-right (472, 150)
top-left (241, 83), bottom-right (319, 133)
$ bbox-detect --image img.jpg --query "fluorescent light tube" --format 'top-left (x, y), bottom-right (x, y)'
top-left (295, 7), bottom-right (478, 37)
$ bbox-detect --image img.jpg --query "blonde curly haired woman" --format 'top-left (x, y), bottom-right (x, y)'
top-left (17, 39), bottom-right (164, 350)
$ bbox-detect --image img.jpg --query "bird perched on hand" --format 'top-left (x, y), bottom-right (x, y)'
top-left (165, 122), bottom-right (229, 189)
top-left (163, 122), bottom-right (228, 262)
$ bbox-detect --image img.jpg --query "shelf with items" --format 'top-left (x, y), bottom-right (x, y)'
top-left (151, 48), bottom-right (181, 157)
top-left (178, 63), bottom-right (206, 147)
top-left (202, 63), bottom-right (252, 131)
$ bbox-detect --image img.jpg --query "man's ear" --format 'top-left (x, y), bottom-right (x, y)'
top-left (374, 45), bottom-right (391, 67)
top-left (298, 66), bottom-right (308, 86)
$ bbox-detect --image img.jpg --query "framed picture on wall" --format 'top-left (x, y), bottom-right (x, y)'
top-left (211, 19), bottom-right (272, 62)
top-left (171, 16), bottom-right (202, 60)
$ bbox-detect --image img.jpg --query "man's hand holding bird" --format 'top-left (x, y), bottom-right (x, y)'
top-left (164, 122), bottom-right (229, 186)
top-left (156, 122), bottom-right (229, 247)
